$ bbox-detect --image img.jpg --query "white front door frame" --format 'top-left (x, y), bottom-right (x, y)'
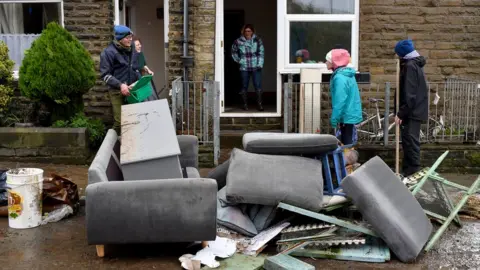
top-left (215, 0), bottom-right (282, 118)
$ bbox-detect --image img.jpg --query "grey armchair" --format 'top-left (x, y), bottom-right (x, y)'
top-left (86, 129), bottom-right (217, 257)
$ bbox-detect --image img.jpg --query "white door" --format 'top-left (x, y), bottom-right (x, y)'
top-left (215, 0), bottom-right (225, 113)
top-left (215, 0), bottom-right (282, 117)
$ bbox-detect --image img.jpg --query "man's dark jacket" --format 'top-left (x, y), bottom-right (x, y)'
top-left (397, 56), bottom-right (428, 122)
top-left (99, 42), bottom-right (140, 90)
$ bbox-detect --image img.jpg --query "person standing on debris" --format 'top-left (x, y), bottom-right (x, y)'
top-left (100, 25), bottom-right (141, 133)
top-left (231, 24), bottom-right (265, 111)
top-left (326, 49), bottom-right (362, 145)
top-left (394, 39), bottom-right (428, 177)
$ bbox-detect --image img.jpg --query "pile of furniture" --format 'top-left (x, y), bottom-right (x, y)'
top-left (86, 99), bottom-right (218, 257)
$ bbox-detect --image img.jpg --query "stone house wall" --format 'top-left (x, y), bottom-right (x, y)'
top-left (360, 0), bottom-right (480, 84)
top-left (63, 0), bottom-right (115, 126)
top-left (66, 0), bottom-right (480, 126)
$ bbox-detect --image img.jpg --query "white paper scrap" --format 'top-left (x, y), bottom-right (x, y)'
top-left (191, 236), bottom-right (237, 268)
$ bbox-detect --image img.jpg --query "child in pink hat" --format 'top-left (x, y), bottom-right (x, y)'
top-left (325, 49), bottom-right (362, 145)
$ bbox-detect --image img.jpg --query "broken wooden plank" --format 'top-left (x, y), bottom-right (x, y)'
top-left (425, 174), bottom-right (480, 251)
top-left (201, 253), bottom-right (266, 270)
top-left (291, 238), bottom-right (390, 263)
top-left (277, 203), bottom-right (378, 237)
top-left (264, 254), bottom-right (314, 270)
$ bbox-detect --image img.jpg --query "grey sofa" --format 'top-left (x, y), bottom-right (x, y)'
top-left (86, 129), bottom-right (217, 257)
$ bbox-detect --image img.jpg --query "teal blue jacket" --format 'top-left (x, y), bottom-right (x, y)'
top-left (329, 67), bottom-right (363, 127)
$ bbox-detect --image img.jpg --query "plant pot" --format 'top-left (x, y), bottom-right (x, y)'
top-left (14, 123), bottom-right (34, 128)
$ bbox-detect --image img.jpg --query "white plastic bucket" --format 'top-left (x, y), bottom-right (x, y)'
top-left (6, 168), bottom-right (44, 229)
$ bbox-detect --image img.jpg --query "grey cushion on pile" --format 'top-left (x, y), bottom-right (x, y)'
top-left (243, 132), bottom-right (338, 155)
top-left (226, 148), bottom-right (324, 212)
top-left (341, 156), bottom-right (433, 263)
top-left (217, 187), bottom-right (278, 236)
top-left (217, 187), bottom-right (257, 237)
top-left (207, 159), bottom-right (230, 190)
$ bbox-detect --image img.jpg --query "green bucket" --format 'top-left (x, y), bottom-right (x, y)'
top-left (126, 75), bottom-right (153, 104)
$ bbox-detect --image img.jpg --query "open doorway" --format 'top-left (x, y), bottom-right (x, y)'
top-left (223, 0), bottom-right (277, 114)
top-left (123, 0), bottom-right (168, 98)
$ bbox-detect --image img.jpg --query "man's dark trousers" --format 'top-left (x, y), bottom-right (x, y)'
top-left (401, 118), bottom-right (422, 176)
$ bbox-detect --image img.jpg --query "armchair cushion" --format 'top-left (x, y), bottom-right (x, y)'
top-left (86, 178), bottom-right (218, 244)
top-left (177, 135), bottom-right (199, 169)
top-left (226, 148), bottom-right (324, 212)
top-left (243, 132), bottom-right (338, 156)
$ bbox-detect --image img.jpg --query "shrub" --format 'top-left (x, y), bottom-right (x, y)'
top-left (53, 113), bottom-right (106, 149)
top-left (0, 41), bottom-right (15, 112)
top-left (19, 22), bottom-right (96, 120)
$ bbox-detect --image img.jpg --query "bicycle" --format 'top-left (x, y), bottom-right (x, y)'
top-left (356, 98), bottom-right (446, 143)
top-left (355, 98), bottom-right (395, 142)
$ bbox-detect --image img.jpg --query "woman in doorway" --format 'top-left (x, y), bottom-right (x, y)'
top-left (231, 24), bottom-right (265, 111)
top-left (133, 37), bottom-right (158, 101)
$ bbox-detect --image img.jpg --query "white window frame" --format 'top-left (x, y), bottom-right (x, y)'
top-left (0, 0), bottom-right (64, 28)
top-left (278, 0), bottom-right (359, 72)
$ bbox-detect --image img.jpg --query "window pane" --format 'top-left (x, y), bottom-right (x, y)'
top-left (0, 3), bottom-right (60, 34)
top-left (289, 21), bottom-right (351, 64)
top-left (287, 0), bottom-right (355, 15)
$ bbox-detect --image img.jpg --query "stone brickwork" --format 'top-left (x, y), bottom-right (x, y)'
top-left (0, 127), bottom-right (90, 165)
top-left (167, 0), bottom-right (216, 83)
top-left (63, 0), bottom-right (115, 126)
top-left (360, 0), bottom-right (480, 83)
top-left (358, 144), bottom-right (480, 174)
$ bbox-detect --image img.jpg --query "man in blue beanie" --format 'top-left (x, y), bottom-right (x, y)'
top-left (100, 25), bottom-right (141, 133)
top-left (394, 39), bottom-right (428, 177)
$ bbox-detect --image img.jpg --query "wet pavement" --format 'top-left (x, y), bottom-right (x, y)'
top-left (0, 162), bottom-right (479, 269)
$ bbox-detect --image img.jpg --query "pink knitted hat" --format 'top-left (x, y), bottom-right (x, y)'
top-left (331, 49), bottom-right (351, 69)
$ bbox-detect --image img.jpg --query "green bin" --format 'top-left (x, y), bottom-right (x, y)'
top-left (126, 75), bottom-right (153, 104)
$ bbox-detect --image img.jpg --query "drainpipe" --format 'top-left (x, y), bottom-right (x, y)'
top-left (181, 0), bottom-right (194, 80)
top-left (181, 0), bottom-right (194, 132)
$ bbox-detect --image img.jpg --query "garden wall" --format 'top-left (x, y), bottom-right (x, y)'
top-left (358, 143), bottom-right (480, 174)
top-left (0, 127), bottom-right (89, 165)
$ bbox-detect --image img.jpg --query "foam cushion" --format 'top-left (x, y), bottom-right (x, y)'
top-left (243, 132), bottom-right (338, 156)
top-left (226, 148), bottom-right (324, 212)
top-left (341, 156), bottom-right (433, 263)
top-left (216, 187), bottom-right (257, 237)
top-left (207, 159), bottom-right (230, 190)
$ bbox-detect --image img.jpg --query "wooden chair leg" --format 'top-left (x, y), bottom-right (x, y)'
top-left (96, 245), bottom-right (105, 257)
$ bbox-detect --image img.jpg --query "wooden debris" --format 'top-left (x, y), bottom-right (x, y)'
top-left (264, 254), bottom-right (314, 270)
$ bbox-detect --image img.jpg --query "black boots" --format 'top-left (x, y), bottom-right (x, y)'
top-left (240, 91), bottom-right (264, 111)
top-left (256, 91), bottom-right (264, 111)
top-left (240, 91), bottom-right (248, 111)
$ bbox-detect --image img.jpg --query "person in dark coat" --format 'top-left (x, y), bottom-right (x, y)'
top-left (394, 39), bottom-right (428, 177)
top-left (100, 25), bottom-right (141, 133)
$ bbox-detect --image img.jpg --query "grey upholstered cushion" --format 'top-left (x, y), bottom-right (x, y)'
top-left (243, 132), bottom-right (338, 155)
top-left (86, 178), bottom-right (218, 244)
top-left (177, 135), bottom-right (199, 169)
top-left (248, 204), bottom-right (278, 232)
top-left (88, 129), bottom-right (121, 184)
top-left (217, 188), bottom-right (257, 237)
top-left (341, 156), bottom-right (433, 263)
top-left (226, 148), bottom-right (324, 212)
top-left (206, 159), bottom-right (230, 190)
top-left (186, 167), bottom-right (201, 178)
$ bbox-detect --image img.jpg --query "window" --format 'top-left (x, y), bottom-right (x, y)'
top-left (279, 0), bottom-right (359, 70)
top-left (0, 1), bottom-right (63, 76)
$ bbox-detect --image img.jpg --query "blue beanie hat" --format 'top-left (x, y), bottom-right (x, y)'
top-left (395, 39), bottom-right (415, 58)
top-left (114, 25), bottom-right (132, 41)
